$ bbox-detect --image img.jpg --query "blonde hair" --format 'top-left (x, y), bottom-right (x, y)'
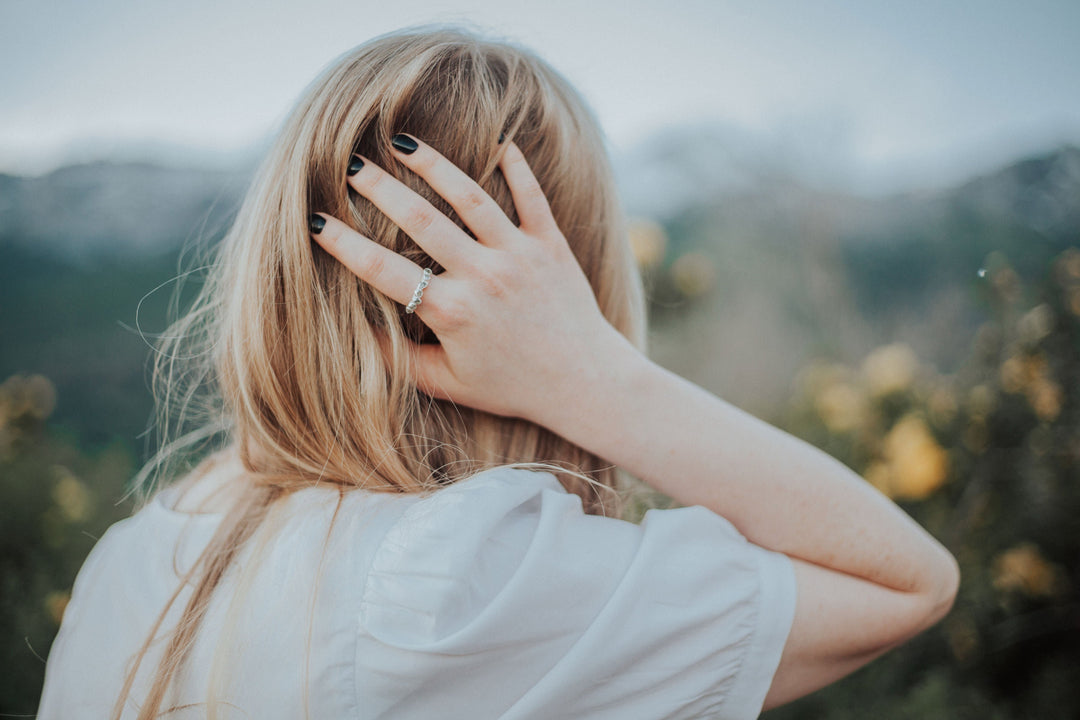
top-left (116, 26), bottom-right (645, 718)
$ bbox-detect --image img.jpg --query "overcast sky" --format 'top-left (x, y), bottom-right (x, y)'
top-left (2, 0), bottom-right (1078, 192)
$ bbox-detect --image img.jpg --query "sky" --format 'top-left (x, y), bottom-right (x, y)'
top-left (2, 0), bottom-right (1079, 193)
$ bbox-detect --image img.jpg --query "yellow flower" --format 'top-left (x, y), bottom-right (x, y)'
top-left (0, 374), bottom-right (57, 421)
top-left (626, 218), bottom-right (667, 270)
top-left (815, 381), bottom-right (867, 434)
top-left (1060, 248), bottom-right (1080, 279)
top-left (1069, 287), bottom-right (1080, 317)
top-left (992, 542), bottom-right (1066, 598)
top-left (927, 386), bottom-right (958, 428)
top-left (1000, 353), bottom-right (1045, 394)
top-left (863, 462), bottom-right (891, 494)
top-left (862, 343), bottom-right (918, 398)
top-left (999, 352), bottom-right (1063, 420)
top-left (999, 356), bottom-right (1025, 393)
top-left (52, 467), bottom-right (92, 523)
top-left (25, 375), bottom-right (57, 419)
top-left (44, 591), bottom-right (71, 625)
top-left (967, 384), bottom-right (996, 419)
top-left (880, 414), bottom-right (949, 500)
top-left (1028, 378), bottom-right (1063, 421)
top-left (798, 362), bottom-right (850, 397)
top-left (1017, 304), bottom-right (1054, 345)
top-left (670, 252), bottom-right (716, 297)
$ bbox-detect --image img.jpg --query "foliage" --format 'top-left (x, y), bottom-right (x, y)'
top-left (762, 249), bottom-right (1080, 719)
top-left (0, 375), bottom-right (134, 715)
top-left (0, 242), bottom-right (192, 445)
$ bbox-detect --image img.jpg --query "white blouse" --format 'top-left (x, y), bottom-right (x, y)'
top-left (38, 467), bottom-right (796, 719)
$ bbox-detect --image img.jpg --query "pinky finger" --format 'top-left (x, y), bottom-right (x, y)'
top-left (498, 142), bottom-right (558, 233)
top-left (309, 213), bottom-right (433, 311)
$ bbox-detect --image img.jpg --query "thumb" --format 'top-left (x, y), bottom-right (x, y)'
top-left (407, 341), bottom-right (460, 402)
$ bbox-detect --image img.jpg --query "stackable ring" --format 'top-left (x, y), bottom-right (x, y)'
top-left (405, 268), bottom-right (432, 314)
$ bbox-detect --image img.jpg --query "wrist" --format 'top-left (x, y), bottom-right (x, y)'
top-left (530, 327), bottom-right (654, 450)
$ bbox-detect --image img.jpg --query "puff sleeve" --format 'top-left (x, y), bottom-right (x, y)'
top-left (356, 468), bottom-right (796, 720)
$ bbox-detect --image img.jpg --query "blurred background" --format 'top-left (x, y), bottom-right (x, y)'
top-left (2, 0), bottom-right (1079, 716)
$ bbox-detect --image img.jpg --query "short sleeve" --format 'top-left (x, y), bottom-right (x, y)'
top-left (356, 468), bottom-right (797, 720)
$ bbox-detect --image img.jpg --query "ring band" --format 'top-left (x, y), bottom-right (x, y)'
top-left (405, 268), bottom-right (432, 314)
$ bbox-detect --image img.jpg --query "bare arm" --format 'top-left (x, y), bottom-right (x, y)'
top-left (533, 343), bottom-right (959, 706)
top-left (309, 136), bottom-right (960, 709)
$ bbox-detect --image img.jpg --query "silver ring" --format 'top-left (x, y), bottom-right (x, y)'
top-left (405, 268), bottom-right (432, 314)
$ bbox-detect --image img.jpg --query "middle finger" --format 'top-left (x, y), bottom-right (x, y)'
top-left (347, 155), bottom-right (478, 272)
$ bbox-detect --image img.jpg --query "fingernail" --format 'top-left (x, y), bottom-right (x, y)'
top-left (391, 134), bottom-right (418, 154)
top-left (498, 132), bottom-right (505, 144)
top-left (309, 214), bottom-right (325, 234)
top-left (346, 155), bottom-right (364, 176)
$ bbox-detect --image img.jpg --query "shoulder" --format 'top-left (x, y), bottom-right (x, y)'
top-left (407, 464), bottom-right (568, 513)
top-left (359, 466), bottom-right (580, 641)
top-left (372, 465), bottom-right (603, 566)
top-left (358, 464), bottom-right (766, 647)
top-left (355, 466), bottom-right (798, 718)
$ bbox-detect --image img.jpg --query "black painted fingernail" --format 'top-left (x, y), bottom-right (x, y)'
top-left (346, 155), bottom-right (364, 176)
top-left (498, 132), bottom-right (505, 144)
top-left (309, 214), bottom-right (325, 234)
top-left (391, 134), bottom-right (418, 154)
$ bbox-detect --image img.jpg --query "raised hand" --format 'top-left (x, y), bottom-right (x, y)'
top-left (309, 135), bottom-right (636, 424)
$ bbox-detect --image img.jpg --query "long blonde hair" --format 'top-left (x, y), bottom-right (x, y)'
top-left (116, 27), bottom-right (645, 718)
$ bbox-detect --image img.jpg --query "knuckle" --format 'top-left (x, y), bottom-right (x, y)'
top-left (475, 260), bottom-right (512, 299)
top-left (457, 186), bottom-right (488, 213)
top-left (411, 149), bottom-right (438, 174)
top-left (474, 274), bottom-right (501, 299)
top-left (359, 251), bottom-right (387, 285)
top-left (506, 146), bottom-right (527, 166)
top-left (404, 203), bottom-right (437, 234)
top-left (429, 292), bottom-right (467, 331)
top-left (318, 223), bottom-right (341, 251)
top-left (519, 175), bottom-right (545, 200)
top-left (359, 167), bottom-right (386, 193)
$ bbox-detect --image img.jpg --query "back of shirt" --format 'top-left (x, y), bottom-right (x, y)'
top-left (38, 467), bottom-right (796, 720)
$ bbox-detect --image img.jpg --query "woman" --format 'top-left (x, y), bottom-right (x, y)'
top-left (38, 27), bottom-right (959, 719)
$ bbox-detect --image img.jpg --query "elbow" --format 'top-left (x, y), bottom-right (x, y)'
top-left (939, 551), bottom-right (961, 616)
top-left (874, 553), bottom-right (960, 658)
top-left (921, 549), bottom-right (961, 629)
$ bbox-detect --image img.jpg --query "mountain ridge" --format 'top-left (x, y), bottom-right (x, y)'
top-left (1, 143), bottom-right (1077, 265)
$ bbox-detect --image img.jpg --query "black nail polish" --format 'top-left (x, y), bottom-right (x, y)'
top-left (347, 155), bottom-right (364, 176)
top-left (391, 134), bottom-right (418, 154)
top-left (309, 214), bottom-right (325, 234)
top-left (498, 132), bottom-right (505, 144)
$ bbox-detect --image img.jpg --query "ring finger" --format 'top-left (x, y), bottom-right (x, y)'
top-left (309, 213), bottom-right (439, 314)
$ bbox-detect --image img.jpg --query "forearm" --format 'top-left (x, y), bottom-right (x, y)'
top-left (542, 336), bottom-right (958, 599)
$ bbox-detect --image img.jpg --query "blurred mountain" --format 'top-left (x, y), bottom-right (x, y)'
top-left (837, 145), bottom-right (1080, 319)
top-left (0, 162), bottom-right (250, 263)
top-left (629, 144), bottom-right (1080, 415)
top-left (958, 145), bottom-right (1080, 232)
top-left (2, 142), bottom-right (1076, 266)
top-left (0, 160), bottom-right (252, 442)
top-left (1, 142), bottom-right (1078, 438)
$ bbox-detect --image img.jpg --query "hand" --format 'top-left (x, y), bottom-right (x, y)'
top-left (309, 135), bottom-right (636, 425)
